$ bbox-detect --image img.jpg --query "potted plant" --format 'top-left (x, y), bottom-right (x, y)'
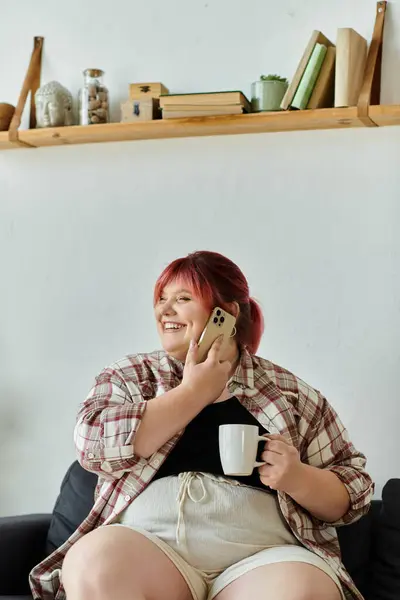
top-left (251, 74), bottom-right (289, 112)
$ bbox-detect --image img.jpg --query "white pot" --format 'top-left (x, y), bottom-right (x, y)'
top-left (251, 80), bottom-right (288, 112)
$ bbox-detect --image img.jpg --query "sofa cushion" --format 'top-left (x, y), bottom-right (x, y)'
top-left (45, 461), bottom-right (97, 555)
top-left (369, 479), bottom-right (400, 600)
top-left (1, 596), bottom-right (33, 600)
top-left (0, 514), bottom-right (51, 595)
top-left (44, 462), bottom-right (400, 600)
top-left (337, 503), bottom-right (375, 598)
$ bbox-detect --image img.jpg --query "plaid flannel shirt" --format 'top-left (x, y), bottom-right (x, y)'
top-left (29, 348), bottom-right (374, 600)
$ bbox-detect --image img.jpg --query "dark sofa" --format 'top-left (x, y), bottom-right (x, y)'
top-left (0, 462), bottom-right (399, 600)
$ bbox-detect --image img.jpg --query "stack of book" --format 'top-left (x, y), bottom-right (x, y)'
top-left (281, 28), bottom-right (367, 111)
top-left (160, 91), bottom-right (251, 119)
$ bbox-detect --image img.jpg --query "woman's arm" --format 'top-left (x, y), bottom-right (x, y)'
top-left (260, 395), bottom-right (374, 525)
top-left (301, 394), bottom-right (375, 525)
top-left (75, 339), bottom-right (230, 476)
top-left (74, 363), bottom-right (151, 477)
top-left (284, 463), bottom-right (351, 522)
top-left (135, 339), bottom-right (230, 457)
top-left (260, 434), bottom-right (352, 522)
top-left (133, 383), bottom-right (210, 458)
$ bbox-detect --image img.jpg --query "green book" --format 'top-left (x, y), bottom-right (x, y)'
top-left (291, 43), bottom-right (328, 110)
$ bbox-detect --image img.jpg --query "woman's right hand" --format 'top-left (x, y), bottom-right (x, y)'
top-left (181, 336), bottom-right (231, 405)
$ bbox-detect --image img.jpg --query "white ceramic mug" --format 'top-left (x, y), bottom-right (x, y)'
top-left (219, 424), bottom-right (267, 476)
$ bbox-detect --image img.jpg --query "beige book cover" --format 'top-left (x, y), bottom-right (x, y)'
top-left (308, 46), bottom-right (336, 109)
top-left (334, 28), bottom-right (368, 107)
top-left (161, 104), bottom-right (243, 112)
top-left (162, 106), bottom-right (243, 119)
top-left (160, 91), bottom-right (251, 112)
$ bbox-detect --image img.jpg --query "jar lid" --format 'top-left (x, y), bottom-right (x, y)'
top-left (83, 68), bottom-right (104, 78)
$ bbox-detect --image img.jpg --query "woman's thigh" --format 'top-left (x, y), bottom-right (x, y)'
top-left (213, 562), bottom-right (342, 600)
top-left (62, 525), bottom-right (193, 600)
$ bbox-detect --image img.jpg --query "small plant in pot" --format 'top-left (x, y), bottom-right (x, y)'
top-left (251, 74), bottom-right (289, 112)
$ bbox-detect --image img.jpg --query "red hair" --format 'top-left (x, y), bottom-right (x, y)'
top-left (154, 251), bottom-right (264, 354)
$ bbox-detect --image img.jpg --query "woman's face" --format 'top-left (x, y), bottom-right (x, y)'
top-left (154, 280), bottom-right (210, 361)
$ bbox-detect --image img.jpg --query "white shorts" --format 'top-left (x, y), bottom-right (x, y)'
top-left (112, 473), bottom-right (344, 600)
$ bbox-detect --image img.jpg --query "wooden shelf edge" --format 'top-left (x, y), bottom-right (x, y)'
top-left (1, 105), bottom-right (399, 151)
top-left (368, 103), bottom-right (400, 126)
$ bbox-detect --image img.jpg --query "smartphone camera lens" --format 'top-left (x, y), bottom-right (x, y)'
top-left (220, 316), bottom-right (225, 323)
top-left (216, 310), bottom-right (221, 316)
top-left (213, 317), bottom-right (218, 324)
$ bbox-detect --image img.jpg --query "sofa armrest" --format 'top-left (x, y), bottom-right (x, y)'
top-left (0, 514), bottom-right (51, 595)
top-left (369, 478), bottom-right (400, 600)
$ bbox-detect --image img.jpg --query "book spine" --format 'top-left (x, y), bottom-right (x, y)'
top-left (291, 44), bottom-right (328, 110)
top-left (334, 28), bottom-right (367, 107)
top-left (307, 46), bottom-right (336, 109)
top-left (334, 29), bottom-right (351, 107)
top-left (280, 30), bottom-right (320, 110)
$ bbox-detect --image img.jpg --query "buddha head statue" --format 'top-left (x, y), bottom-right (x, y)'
top-left (35, 81), bottom-right (74, 128)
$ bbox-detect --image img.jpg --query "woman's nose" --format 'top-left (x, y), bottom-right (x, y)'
top-left (161, 302), bottom-right (177, 316)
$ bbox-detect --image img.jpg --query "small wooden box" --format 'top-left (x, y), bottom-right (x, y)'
top-left (120, 98), bottom-right (160, 122)
top-left (129, 82), bottom-right (169, 100)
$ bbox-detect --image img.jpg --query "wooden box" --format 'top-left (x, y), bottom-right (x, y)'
top-left (120, 98), bottom-right (160, 122)
top-left (129, 82), bottom-right (169, 100)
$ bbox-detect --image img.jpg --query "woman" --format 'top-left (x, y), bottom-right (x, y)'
top-left (30, 250), bottom-right (373, 600)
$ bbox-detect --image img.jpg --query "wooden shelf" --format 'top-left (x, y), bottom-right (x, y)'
top-left (1, 105), bottom-right (399, 151)
top-left (2, 6), bottom-right (393, 152)
top-left (369, 104), bottom-right (400, 126)
top-left (2, 5), bottom-right (392, 152)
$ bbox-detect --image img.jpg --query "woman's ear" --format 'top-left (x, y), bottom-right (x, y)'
top-left (227, 301), bottom-right (240, 319)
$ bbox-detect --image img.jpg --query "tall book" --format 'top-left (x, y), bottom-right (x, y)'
top-left (334, 28), bottom-right (367, 107)
top-left (307, 46), bottom-right (336, 109)
top-left (281, 30), bottom-right (334, 110)
top-left (291, 43), bottom-right (327, 110)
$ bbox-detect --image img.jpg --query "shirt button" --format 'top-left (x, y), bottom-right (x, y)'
top-left (124, 495), bottom-right (131, 502)
top-left (153, 459), bottom-right (160, 467)
top-left (87, 453), bottom-right (95, 459)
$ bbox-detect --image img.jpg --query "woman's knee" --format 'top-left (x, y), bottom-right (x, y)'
top-left (62, 525), bottom-right (192, 600)
top-left (214, 562), bottom-right (342, 600)
top-left (288, 563), bottom-right (342, 600)
top-left (62, 528), bottom-right (115, 595)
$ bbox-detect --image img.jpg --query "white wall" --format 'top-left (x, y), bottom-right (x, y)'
top-left (1, 0), bottom-right (399, 517)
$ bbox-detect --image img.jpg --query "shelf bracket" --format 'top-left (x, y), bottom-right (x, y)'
top-left (8, 36), bottom-right (44, 148)
top-left (357, 1), bottom-right (387, 126)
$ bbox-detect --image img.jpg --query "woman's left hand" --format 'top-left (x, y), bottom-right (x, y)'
top-left (259, 434), bottom-right (305, 494)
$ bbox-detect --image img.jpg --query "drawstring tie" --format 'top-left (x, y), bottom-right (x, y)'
top-left (176, 472), bottom-right (207, 548)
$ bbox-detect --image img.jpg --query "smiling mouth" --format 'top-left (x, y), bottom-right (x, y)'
top-left (163, 323), bottom-right (187, 332)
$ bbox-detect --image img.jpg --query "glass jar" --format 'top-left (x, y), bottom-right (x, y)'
top-left (78, 68), bottom-right (109, 125)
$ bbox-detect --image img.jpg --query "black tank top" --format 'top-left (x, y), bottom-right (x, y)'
top-left (153, 396), bottom-right (274, 492)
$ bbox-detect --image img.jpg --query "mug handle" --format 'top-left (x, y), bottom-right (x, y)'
top-left (254, 435), bottom-right (268, 467)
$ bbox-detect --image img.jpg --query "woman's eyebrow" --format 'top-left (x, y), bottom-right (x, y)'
top-left (171, 289), bottom-right (192, 295)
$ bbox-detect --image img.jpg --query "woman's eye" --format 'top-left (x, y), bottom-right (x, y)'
top-left (177, 296), bottom-right (191, 302)
top-left (158, 296), bottom-right (166, 303)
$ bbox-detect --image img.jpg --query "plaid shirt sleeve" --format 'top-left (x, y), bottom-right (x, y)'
top-left (74, 364), bottom-right (149, 477)
top-left (303, 392), bottom-right (375, 527)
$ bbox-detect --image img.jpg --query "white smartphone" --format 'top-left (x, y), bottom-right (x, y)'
top-left (197, 306), bottom-right (236, 362)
